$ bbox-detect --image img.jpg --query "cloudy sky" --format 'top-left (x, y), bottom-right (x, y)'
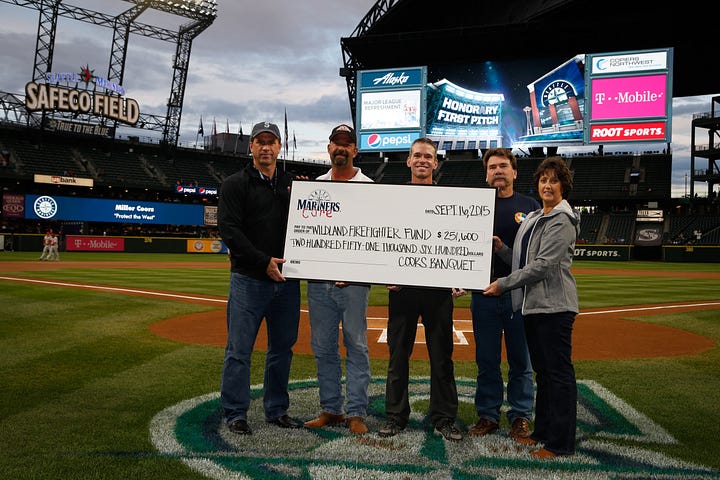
top-left (0, 0), bottom-right (717, 198)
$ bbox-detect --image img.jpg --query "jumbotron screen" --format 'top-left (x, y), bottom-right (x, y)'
top-left (425, 55), bottom-right (587, 151)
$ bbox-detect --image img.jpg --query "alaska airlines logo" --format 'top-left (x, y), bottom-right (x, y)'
top-left (372, 71), bottom-right (410, 86)
top-left (296, 189), bottom-right (341, 219)
top-left (150, 378), bottom-right (719, 480)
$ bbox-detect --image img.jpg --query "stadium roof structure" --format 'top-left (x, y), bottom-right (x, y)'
top-left (340, 0), bottom-right (715, 118)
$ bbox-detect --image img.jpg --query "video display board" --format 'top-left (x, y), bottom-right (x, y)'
top-left (356, 66), bottom-right (427, 153)
top-left (355, 48), bottom-right (673, 153)
top-left (584, 48), bottom-right (673, 144)
top-left (425, 56), bottom-right (588, 150)
top-left (426, 79), bottom-right (504, 151)
top-left (24, 194), bottom-right (206, 226)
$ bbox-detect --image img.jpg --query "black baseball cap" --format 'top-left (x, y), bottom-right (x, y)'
top-left (329, 124), bottom-right (356, 143)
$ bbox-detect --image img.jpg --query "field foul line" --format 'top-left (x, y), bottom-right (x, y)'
top-left (3, 275), bottom-right (719, 346)
top-left (0, 276), bottom-right (227, 303)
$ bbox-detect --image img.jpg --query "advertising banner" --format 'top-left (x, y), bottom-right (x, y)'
top-left (186, 238), bottom-right (226, 254)
top-left (584, 48), bottom-right (673, 144)
top-left (588, 121), bottom-right (667, 143)
top-left (356, 66), bottom-right (427, 153)
top-left (34, 174), bottom-right (94, 188)
top-left (634, 224), bottom-right (663, 246)
top-left (283, 181), bottom-right (495, 289)
top-left (2, 193), bottom-right (25, 219)
top-left (24, 194), bottom-right (206, 226)
top-left (66, 236), bottom-right (125, 251)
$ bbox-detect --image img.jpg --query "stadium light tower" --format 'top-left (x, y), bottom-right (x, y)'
top-left (0, 0), bottom-right (216, 146)
top-left (120, 0), bottom-right (217, 146)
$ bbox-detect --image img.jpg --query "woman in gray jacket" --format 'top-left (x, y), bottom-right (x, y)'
top-left (483, 156), bottom-right (580, 458)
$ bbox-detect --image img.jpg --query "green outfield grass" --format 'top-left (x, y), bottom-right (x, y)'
top-left (1, 252), bottom-right (719, 479)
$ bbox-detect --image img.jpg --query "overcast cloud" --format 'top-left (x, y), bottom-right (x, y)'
top-left (0, 0), bottom-right (717, 198)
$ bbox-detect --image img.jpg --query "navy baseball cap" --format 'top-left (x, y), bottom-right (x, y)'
top-left (251, 122), bottom-right (281, 139)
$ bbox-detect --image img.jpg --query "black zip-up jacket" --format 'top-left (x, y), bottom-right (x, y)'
top-left (218, 162), bottom-right (293, 281)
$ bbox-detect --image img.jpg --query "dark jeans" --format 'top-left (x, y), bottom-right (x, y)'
top-left (524, 311), bottom-right (577, 455)
top-left (220, 273), bottom-right (300, 425)
top-left (470, 291), bottom-right (534, 424)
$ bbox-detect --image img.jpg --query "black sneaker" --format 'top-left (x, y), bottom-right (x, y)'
top-left (228, 419), bottom-right (252, 435)
top-left (378, 419), bottom-right (404, 438)
top-left (434, 420), bottom-right (463, 441)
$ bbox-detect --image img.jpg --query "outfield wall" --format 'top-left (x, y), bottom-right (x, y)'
top-left (1, 234), bottom-right (226, 254)
top-left (3, 234), bottom-right (719, 262)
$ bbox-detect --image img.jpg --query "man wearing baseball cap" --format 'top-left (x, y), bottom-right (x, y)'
top-left (304, 123), bottom-right (374, 434)
top-left (218, 120), bottom-right (303, 435)
top-left (250, 121), bottom-right (282, 140)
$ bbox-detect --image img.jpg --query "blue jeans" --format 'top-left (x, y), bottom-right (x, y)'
top-left (220, 272), bottom-right (300, 425)
top-left (307, 281), bottom-right (371, 418)
top-left (470, 291), bottom-right (534, 424)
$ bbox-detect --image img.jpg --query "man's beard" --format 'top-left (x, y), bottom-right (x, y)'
top-left (332, 153), bottom-right (349, 167)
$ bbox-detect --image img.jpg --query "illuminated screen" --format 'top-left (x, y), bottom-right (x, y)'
top-left (426, 55), bottom-right (586, 150)
top-left (584, 48), bottom-right (672, 144)
top-left (426, 79), bottom-right (503, 139)
top-left (359, 89), bottom-right (422, 129)
top-left (25, 194), bottom-right (206, 225)
top-left (590, 74), bottom-right (668, 120)
top-left (359, 49), bottom-right (671, 152)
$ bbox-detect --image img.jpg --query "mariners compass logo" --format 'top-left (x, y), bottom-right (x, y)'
top-left (150, 377), bottom-right (719, 479)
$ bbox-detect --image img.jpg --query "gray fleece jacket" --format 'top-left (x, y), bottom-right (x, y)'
top-left (496, 199), bottom-right (580, 315)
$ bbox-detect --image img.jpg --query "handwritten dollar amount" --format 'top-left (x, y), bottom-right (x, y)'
top-left (437, 231), bottom-right (480, 242)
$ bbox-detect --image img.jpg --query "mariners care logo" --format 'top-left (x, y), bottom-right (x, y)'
top-left (296, 189), bottom-right (341, 219)
top-left (150, 377), bottom-right (719, 479)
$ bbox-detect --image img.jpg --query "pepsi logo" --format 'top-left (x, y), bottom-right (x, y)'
top-left (367, 134), bottom-right (381, 148)
top-left (176, 185), bottom-right (183, 193)
top-left (199, 187), bottom-right (205, 194)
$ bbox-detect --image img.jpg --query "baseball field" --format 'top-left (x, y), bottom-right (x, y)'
top-left (1, 252), bottom-right (719, 479)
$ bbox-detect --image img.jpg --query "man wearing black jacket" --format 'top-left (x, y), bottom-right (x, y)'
top-left (218, 121), bottom-right (303, 435)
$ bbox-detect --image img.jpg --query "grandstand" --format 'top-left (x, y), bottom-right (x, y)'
top-left (1, 0), bottom-right (719, 262)
top-left (3, 121), bottom-right (720, 261)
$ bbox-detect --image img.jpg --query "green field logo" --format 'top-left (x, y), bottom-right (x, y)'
top-left (151, 377), bottom-right (719, 479)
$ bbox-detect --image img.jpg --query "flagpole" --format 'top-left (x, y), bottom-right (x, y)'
top-left (283, 109), bottom-right (288, 170)
top-left (233, 122), bottom-right (242, 154)
top-left (212, 117), bottom-right (217, 151)
top-left (196, 116), bottom-right (204, 149)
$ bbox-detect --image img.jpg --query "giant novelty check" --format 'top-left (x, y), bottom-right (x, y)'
top-left (282, 180), bottom-right (496, 290)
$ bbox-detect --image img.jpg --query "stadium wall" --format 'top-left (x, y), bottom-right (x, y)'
top-left (662, 245), bottom-right (720, 262)
top-left (4, 234), bottom-right (720, 262)
top-left (1, 234), bottom-right (226, 254)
